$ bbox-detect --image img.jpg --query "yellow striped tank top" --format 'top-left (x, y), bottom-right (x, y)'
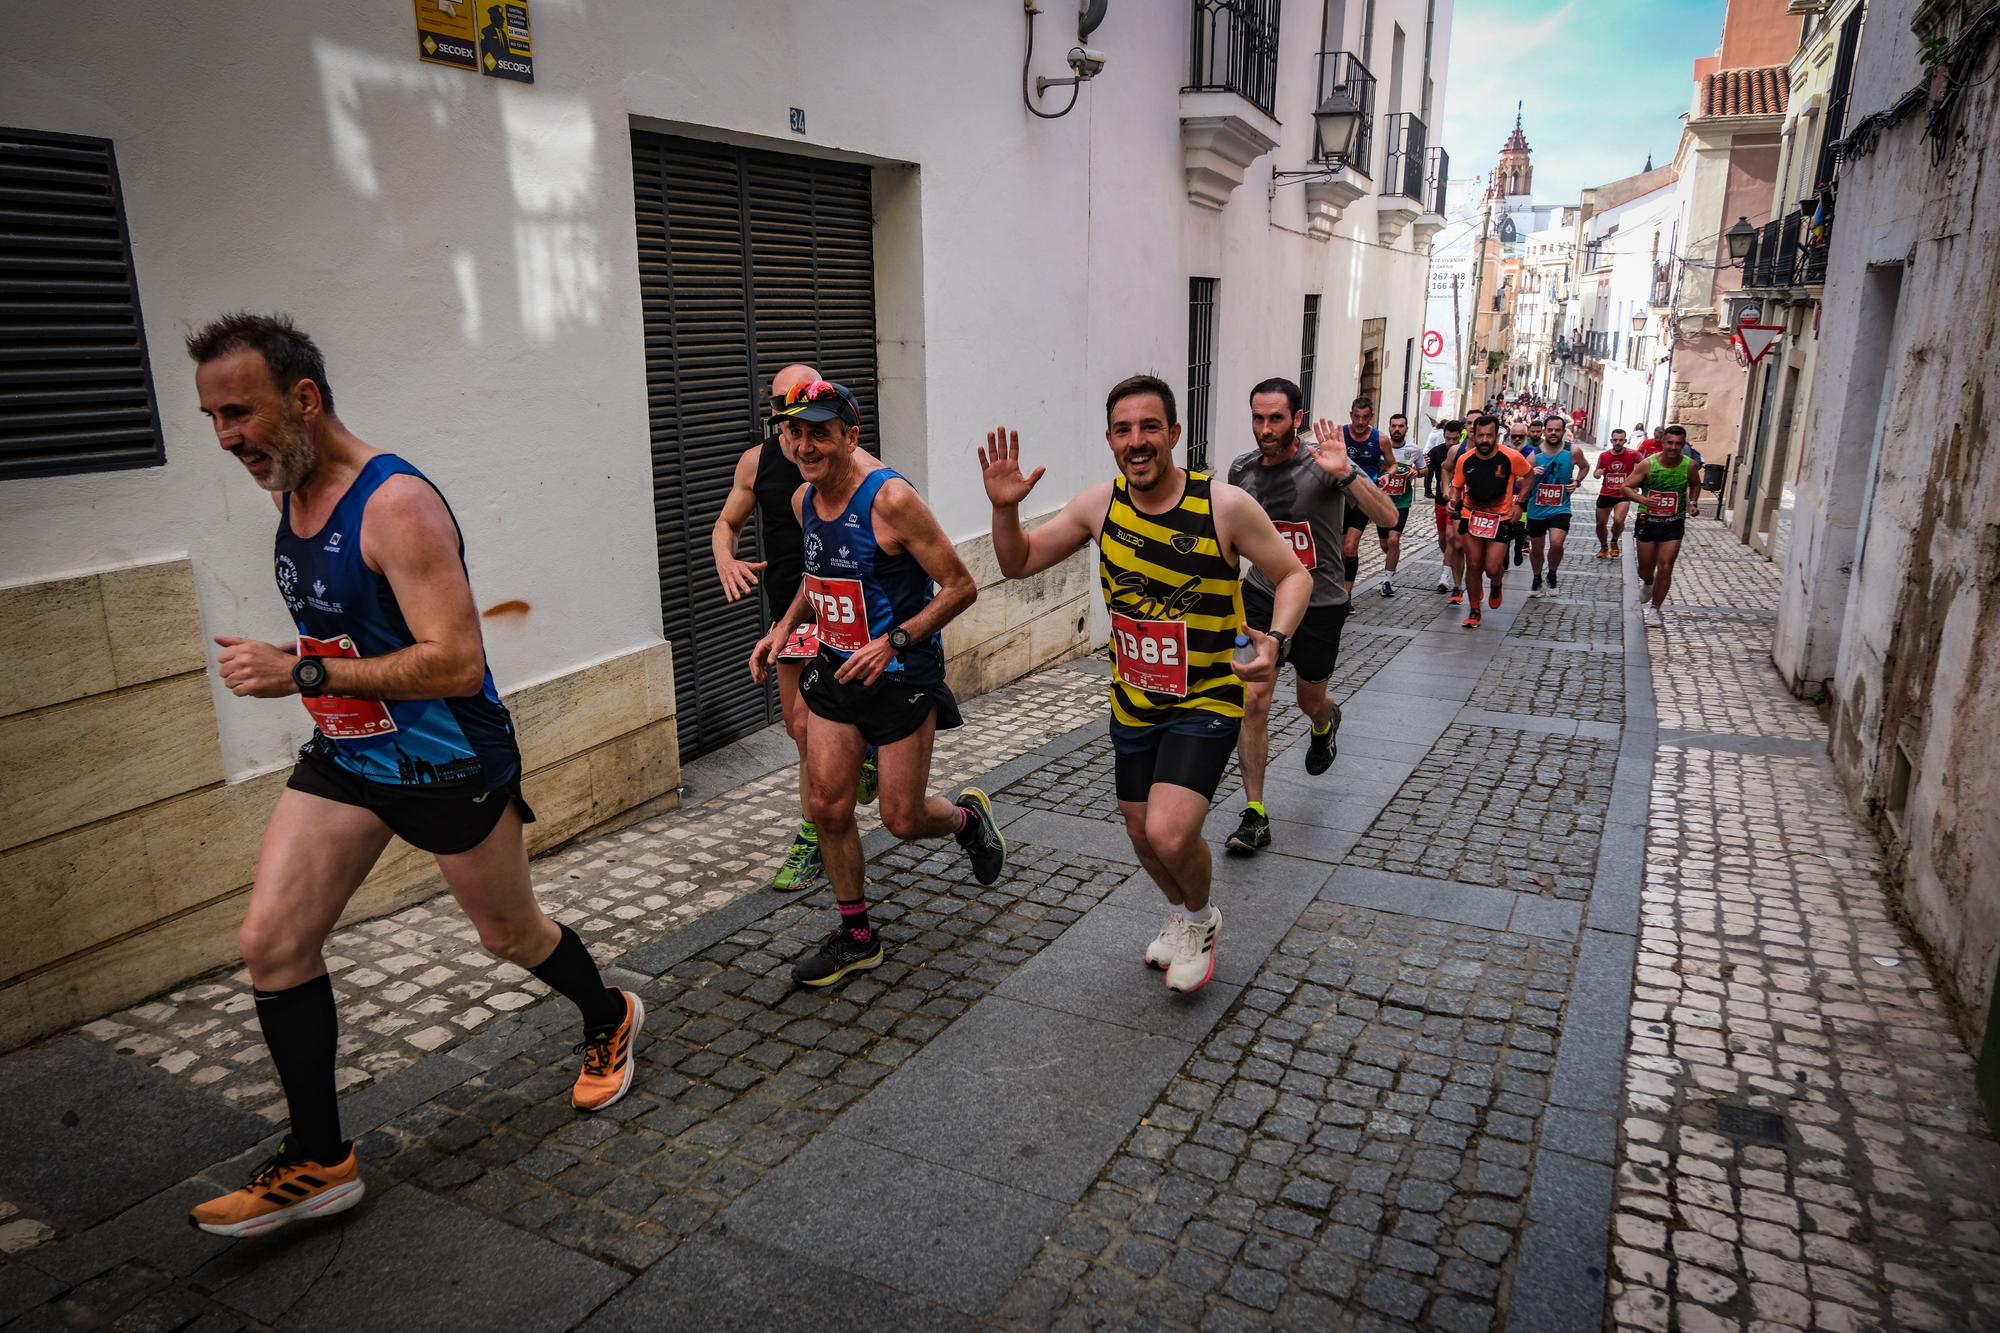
top-left (1098, 471), bottom-right (1246, 726)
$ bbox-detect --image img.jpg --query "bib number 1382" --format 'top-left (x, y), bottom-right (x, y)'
top-left (1110, 614), bottom-right (1189, 697)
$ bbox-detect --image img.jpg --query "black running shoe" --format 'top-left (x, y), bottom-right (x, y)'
top-left (1304, 703), bottom-right (1342, 775)
top-left (1513, 537), bottom-right (1528, 567)
top-left (955, 787), bottom-right (1007, 885)
top-left (793, 925), bottom-right (884, 988)
top-left (1224, 808), bottom-right (1270, 854)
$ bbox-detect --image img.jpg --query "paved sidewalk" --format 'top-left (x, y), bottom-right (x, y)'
top-left (1, 500), bottom-right (1993, 1331)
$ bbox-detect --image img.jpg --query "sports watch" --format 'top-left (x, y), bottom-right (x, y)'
top-left (888, 627), bottom-right (913, 655)
top-left (292, 656), bottom-right (329, 697)
top-left (1269, 631), bottom-right (1292, 664)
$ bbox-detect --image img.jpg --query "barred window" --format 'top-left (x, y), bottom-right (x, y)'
top-left (1187, 277), bottom-right (1218, 471)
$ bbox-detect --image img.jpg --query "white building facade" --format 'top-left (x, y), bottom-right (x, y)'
top-left (0, 1), bottom-right (1454, 1047)
top-left (1572, 174), bottom-right (1680, 447)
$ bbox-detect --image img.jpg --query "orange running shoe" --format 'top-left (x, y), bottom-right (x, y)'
top-left (1448, 590), bottom-right (1464, 606)
top-left (1462, 608), bottom-right (1483, 629)
top-left (1609, 542), bottom-right (1622, 557)
top-left (572, 989), bottom-right (644, 1112)
top-left (1594, 545), bottom-right (1609, 560)
top-left (189, 1142), bottom-right (364, 1238)
top-left (1489, 587), bottom-right (1504, 608)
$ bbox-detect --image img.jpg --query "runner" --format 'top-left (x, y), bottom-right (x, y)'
top-left (749, 380), bottom-right (1004, 987)
top-left (185, 314), bottom-right (639, 1238)
top-left (1523, 413), bottom-right (1589, 597)
top-left (1422, 419), bottom-right (1466, 596)
top-left (1449, 413), bottom-right (1532, 629)
top-left (1622, 424), bottom-right (1702, 628)
top-left (979, 375), bottom-right (1311, 991)
top-left (1222, 379), bottom-right (1397, 854)
top-left (713, 362), bottom-right (878, 892)
top-left (1333, 396), bottom-right (1388, 598)
top-left (1592, 427), bottom-right (1639, 558)
top-left (1505, 419), bottom-right (1536, 567)
top-left (1375, 413), bottom-right (1417, 598)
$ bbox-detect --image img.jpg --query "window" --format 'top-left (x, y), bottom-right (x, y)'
top-left (1, 128), bottom-right (164, 481)
top-left (1298, 294), bottom-right (1321, 419)
top-left (1187, 277), bottom-right (1218, 470)
top-left (1187, 1), bottom-right (1282, 117)
top-left (1357, 316), bottom-right (1386, 409)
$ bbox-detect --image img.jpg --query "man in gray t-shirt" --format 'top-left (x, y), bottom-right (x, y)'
top-left (1221, 377), bottom-right (1399, 856)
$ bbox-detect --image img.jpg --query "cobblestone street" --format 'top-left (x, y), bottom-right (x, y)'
top-left (3, 505), bottom-right (1997, 1331)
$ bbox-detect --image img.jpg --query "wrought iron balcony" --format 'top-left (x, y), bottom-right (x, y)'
top-left (1312, 50), bottom-right (1376, 174)
top-left (1742, 220), bottom-right (1784, 289)
top-left (1424, 146), bottom-right (1449, 215)
top-left (1187, 0), bottom-right (1282, 118)
top-left (1774, 213), bottom-right (1802, 286)
top-left (1382, 113), bottom-right (1427, 201)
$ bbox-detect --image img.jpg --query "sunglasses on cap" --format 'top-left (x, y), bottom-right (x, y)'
top-left (771, 378), bottom-right (860, 426)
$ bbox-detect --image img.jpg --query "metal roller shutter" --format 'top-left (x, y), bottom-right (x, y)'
top-left (630, 132), bottom-right (878, 761)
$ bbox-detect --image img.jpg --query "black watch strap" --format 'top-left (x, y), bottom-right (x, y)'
top-left (1270, 631), bottom-right (1292, 664)
top-left (888, 627), bottom-right (912, 654)
top-left (292, 656), bottom-right (328, 697)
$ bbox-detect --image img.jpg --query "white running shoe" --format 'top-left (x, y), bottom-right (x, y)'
top-left (1642, 604), bottom-right (1664, 628)
top-left (1143, 912), bottom-right (1180, 969)
top-left (1165, 908), bottom-right (1222, 993)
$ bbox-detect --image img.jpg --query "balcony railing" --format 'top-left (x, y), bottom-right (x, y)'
top-left (1650, 261), bottom-right (1671, 307)
top-left (1774, 212), bottom-right (1802, 286)
top-left (1744, 220), bottom-right (1783, 289)
top-left (1798, 195), bottom-right (1833, 286)
top-left (1424, 146), bottom-right (1449, 214)
top-left (1312, 50), bottom-right (1375, 174)
top-left (1187, 0), bottom-right (1282, 117)
top-left (1382, 113), bottom-right (1428, 201)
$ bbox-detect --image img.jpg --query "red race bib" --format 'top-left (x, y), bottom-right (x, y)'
top-left (296, 634), bottom-right (397, 740)
top-left (1109, 614), bottom-right (1189, 697)
top-left (1646, 490), bottom-right (1682, 519)
top-left (1465, 510), bottom-right (1503, 541)
top-left (1272, 520), bottom-right (1317, 569)
top-left (1535, 481), bottom-right (1566, 507)
top-left (777, 623), bottom-right (821, 661)
top-left (804, 576), bottom-right (870, 653)
top-left (1381, 472), bottom-right (1409, 497)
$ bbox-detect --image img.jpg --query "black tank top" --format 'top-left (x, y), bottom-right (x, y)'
top-left (753, 436), bottom-right (806, 598)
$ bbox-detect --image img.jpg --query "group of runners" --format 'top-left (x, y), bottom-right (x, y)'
top-left (178, 315), bottom-right (1705, 1240)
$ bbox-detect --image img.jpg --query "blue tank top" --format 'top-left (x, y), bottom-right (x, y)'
top-left (1525, 446), bottom-right (1577, 518)
top-left (1342, 426), bottom-right (1386, 481)
top-left (800, 466), bottom-right (942, 682)
top-left (274, 454), bottom-right (519, 788)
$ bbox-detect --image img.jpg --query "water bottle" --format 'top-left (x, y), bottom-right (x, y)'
top-left (1233, 632), bottom-right (1257, 665)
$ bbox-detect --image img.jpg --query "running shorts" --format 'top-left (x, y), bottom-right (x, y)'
top-left (1377, 507), bottom-right (1411, 538)
top-left (1526, 514), bottom-right (1571, 537)
top-left (1242, 582), bottom-right (1348, 685)
top-left (1456, 513), bottom-right (1516, 544)
top-left (1595, 494), bottom-right (1628, 511)
top-left (287, 738), bottom-right (535, 856)
top-left (1342, 504), bottom-right (1372, 533)
top-left (801, 649), bottom-right (963, 746)
top-left (1109, 713), bottom-right (1241, 804)
top-left (1635, 516), bottom-right (1687, 545)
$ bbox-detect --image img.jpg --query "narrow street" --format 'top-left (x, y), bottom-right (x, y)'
top-left (4, 501), bottom-right (1993, 1331)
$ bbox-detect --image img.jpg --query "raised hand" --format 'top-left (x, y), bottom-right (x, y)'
top-left (1307, 420), bottom-right (1356, 481)
top-left (979, 426), bottom-right (1045, 508)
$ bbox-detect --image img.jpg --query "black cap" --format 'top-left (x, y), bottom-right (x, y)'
top-left (772, 379), bottom-right (859, 426)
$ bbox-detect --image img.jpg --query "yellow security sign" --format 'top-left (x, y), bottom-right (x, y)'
top-left (412, 0), bottom-right (477, 70)
top-left (477, 2), bottom-right (535, 83)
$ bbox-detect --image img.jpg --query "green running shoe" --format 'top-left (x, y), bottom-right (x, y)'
top-left (856, 756), bottom-right (879, 806)
top-left (772, 831), bottom-right (821, 891)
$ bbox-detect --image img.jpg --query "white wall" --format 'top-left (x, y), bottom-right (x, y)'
top-left (2, 0), bottom-right (1449, 779)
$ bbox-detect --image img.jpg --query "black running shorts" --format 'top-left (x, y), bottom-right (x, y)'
top-left (1110, 713), bottom-right (1241, 804)
top-left (1377, 507), bottom-right (1411, 538)
top-left (1635, 516), bottom-right (1687, 545)
top-left (1526, 514), bottom-right (1572, 537)
top-left (287, 740), bottom-right (534, 856)
top-left (1595, 494), bottom-right (1629, 510)
top-left (1342, 503), bottom-right (1372, 533)
top-left (1242, 582), bottom-right (1348, 685)
top-left (801, 649), bottom-right (963, 746)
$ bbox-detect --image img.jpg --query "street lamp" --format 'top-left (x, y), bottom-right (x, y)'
top-left (1631, 312), bottom-right (1647, 335)
top-left (1724, 216), bottom-right (1757, 263)
top-left (1272, 87), bottom-right (1366, 184)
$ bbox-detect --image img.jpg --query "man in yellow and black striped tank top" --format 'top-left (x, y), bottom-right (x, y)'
top-left (979, 375), bottom-right (1312, 995)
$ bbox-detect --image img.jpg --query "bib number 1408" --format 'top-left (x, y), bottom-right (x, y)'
top-left (1110, 614), bottom-right (1190, 697)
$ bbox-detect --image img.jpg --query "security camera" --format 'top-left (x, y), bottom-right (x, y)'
top-left (1067, 47), bottom-right (1107, 79)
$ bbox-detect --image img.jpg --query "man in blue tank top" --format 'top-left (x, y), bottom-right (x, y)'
top-left (1333, 396), bottom-right (1388, 597)
top-left (1523, 413), bottom-right (1591, 597)
top-left (749, 380), bottom-right (1005, 989)
top-left (184, 315), bottom-right (638, 1239)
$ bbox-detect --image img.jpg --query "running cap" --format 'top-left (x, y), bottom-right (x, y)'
top-left (773, 378), bottom-right (859, 425)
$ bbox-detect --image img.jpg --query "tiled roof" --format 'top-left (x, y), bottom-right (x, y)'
top-left (1703, 65), bottom-right (1790, 117)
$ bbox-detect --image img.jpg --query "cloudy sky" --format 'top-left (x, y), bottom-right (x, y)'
top-left (1438, 0), bottom-right (1730, 202)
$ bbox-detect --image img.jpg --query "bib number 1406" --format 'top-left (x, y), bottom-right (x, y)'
top-left (1110, 614), bottom-right (1189, 697)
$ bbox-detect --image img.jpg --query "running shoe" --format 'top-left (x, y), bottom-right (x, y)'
top-left (1143, 912), bottom-right (1181, 969)
top-left (189, 1141), bottom-right (364, 1238)
top-left (1530, 575), bottom-right (1543, 598)
top-left (1642, 604), bottom-right (1664, 629)
top-left (856, 757), bottom-right (879, 806)
top-left (793, 923), bottom-right (885, 988)
top-left (1463, 607), bottom-right (1483, 629)
top-left (1225, 807), bottom-right (1270, 854)
top-left (1594, 544), bottom-right (1608, 560)
top-left (1489, 587), bottom-right (1504, 608)
top-left (772, 829), bottom-right (821, 891)
top-left (1547, 571), bottom-right (1559, 593)
top-left (1304, 704), bottom-right (1341, 774)
top-left (955, 787), bottom-right (1007, 885)
top-left (1609, 542), bottom-right (1622, 557)
top-left (573, 989), bottom-right (644, 1111)
top-left (1380, 582), bottom-right (1396, 598)
top-left (1165, 909), bottom-right (1221, 993)
top-left (1435, 579), bottom-right (1450, 594)
top-left (1512, 539), bottom-right (1527, 567)
top-left (1449, 589), bottom-right (1464, 606)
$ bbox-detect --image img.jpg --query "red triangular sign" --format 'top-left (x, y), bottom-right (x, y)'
top-left (1737, 322), bottom-right (1782, 365)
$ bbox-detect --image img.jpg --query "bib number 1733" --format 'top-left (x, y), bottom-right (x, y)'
top-left (1109, 614), bottom-right (1189, 697)
top-left (804, 575), bottom-right (870, 652)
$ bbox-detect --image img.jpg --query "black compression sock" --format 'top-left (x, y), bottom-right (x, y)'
top-left (529, 924), bottom-right (626, 1036)
top-left (254, 975), bottom-right (343, 1164)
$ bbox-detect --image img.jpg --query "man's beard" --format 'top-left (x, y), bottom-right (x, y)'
top-left (238, 412), bottom-right (317, 492)
top-left (1255, 429), bottom-right (1296, 456)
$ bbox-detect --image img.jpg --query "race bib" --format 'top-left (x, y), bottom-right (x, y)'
top-left (777, 623), bottom-right (821, 661)
top-left (1465, 510), bottom-right (1503, 541)
top-left (1646, 490), bottom-right (1682, 519)
top-left (296, 634), bottom-right (397, 740)
top-left (1272, 520), bottom-right (1317, 570)
top-left (1109, 614), bottom-right (1189, 697)
top-left (1535, 481), bottom-right (1566, 508)
top-left (1381, 472), bottom-right (1409, 497)
top-left (804, 575), bottom-right (870, 653)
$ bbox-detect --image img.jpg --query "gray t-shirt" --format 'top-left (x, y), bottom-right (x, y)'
top-left (1226, 445), bottom-right (1350, 608)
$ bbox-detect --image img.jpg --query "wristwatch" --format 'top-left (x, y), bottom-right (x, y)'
top-left (1269, 631), bottom-right (1292, 664)
top-left (292, 656), bottom-right (328, 697)
top-left (888, 627), bottom-right (913, 655)
top-left (1334, 469), bottom-right (1358, 490)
